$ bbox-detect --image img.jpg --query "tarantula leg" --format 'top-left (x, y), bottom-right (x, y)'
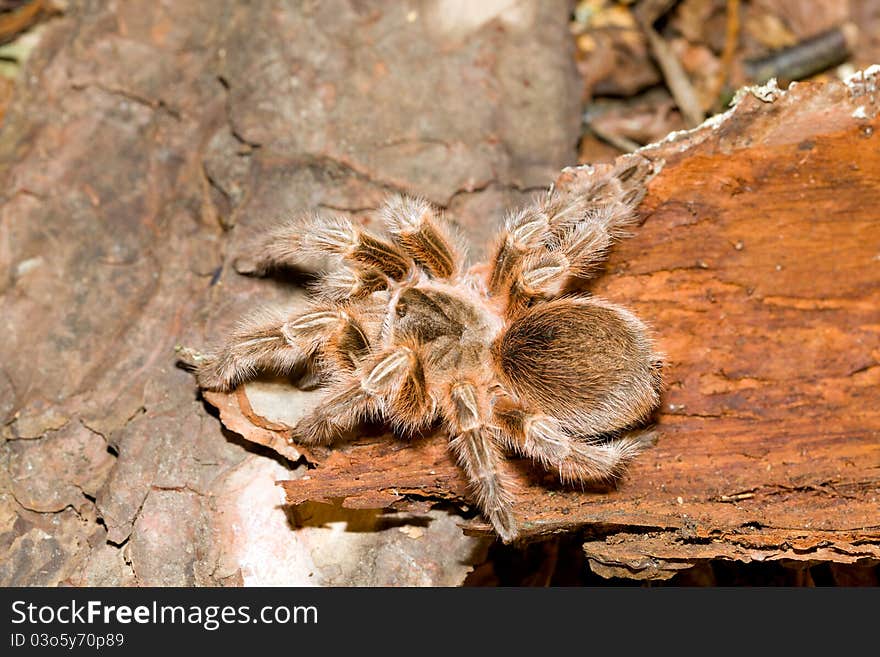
top-left (309, 264), bottom-right (388, 303)
top-left (385, 347), bottom-right (434, 435)
top-left (487, 203), bottom-right (552, 297)
top-left (505, 204), bottom-right (645, 315)
top-left (494, 397), bottom-right (645, 485)
top-left (293, 345), bottom-right (423, 444)
top-left (306, 215), bottom-right (413, 281)
top-left (541, 160), bottom-right (649, 243)
top-left (238, 219), bottom-right (307, 276)
top-left (243, 212), bottom-right (416, 282)
top-left (194, 307), bottom-right (307, 391)
top-left (380, 196), bottom-right (461, 279)
top-left (279, 307), bottom-right (371, 373)
top-left (293, 376), bottom-right (375, 445)
top-left (504, 215), bottom-right (617, 311)
top-left (195, 306), bottom-right (370, 391)
top-left (487, 155), bottom-right (652, 315)
top-left (444, 381), bottom-right (517, 542)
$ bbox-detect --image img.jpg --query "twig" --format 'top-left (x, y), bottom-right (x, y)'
top-left (744, 23), bottom-right (859, 84)
top-left (639, 19), bottom-right (705, 128)
top-left (635, 0), bottom-right (679, 25)
top-left (587, 122), bottom-right (642, 153)
top-left (706, 0), bottom-right (740, 113)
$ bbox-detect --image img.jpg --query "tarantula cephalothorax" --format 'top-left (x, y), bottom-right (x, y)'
top-left (194, 157), bottom-right (663, 542)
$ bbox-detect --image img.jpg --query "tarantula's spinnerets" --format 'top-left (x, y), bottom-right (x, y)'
top-left (194, 157), bottom-right (663, 542)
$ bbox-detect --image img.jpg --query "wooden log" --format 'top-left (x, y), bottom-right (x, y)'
top-left (579, 74), bottom-right (880, 577)
top-left (206, 72), bottom-right (880, 578)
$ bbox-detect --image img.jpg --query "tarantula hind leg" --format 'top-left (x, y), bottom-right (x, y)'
top-left (494, 397), bottom-right (651, 486)
top-left (443, 381), bottom-right (518, 542)
top-left (193, 305), bottom-right (370, 392)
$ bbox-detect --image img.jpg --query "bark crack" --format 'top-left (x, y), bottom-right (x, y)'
top-left (69, 81), bottom-right (182, 120)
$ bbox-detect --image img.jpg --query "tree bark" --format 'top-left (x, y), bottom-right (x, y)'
top-left (0, 0), bottom-right (580, 586)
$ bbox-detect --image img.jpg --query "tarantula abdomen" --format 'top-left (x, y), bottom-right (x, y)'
top-left (493, 297), bottom-right (662, 438)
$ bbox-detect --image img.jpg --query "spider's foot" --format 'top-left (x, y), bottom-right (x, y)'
top-left (175, 345), bottom-right (233, 391)
top-left (489, 506), bottom-right (519, 544)
top-left (174, 344), bottom-right (208, 370)
top-left (293, 413), bottom-right (341, 446)
top-left (186, 353), bottom-right (238, 392)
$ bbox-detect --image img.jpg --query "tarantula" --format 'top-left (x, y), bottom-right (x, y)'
top-left (194, 156), bottom-right (662, 542)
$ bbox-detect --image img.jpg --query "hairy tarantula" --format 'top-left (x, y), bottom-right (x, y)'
top-left (194, 157), bottom-right (662, 542)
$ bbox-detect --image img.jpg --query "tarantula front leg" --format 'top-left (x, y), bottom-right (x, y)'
top-left (294, 344), bottom-right (430, 444)
top-left (503, 205), bottom-right (645, 316)
top-left (194, 306), bottom-right (370, 391)
top-left (442, 380), bottom-right (517, 542)
top-left (487, 155), bottom-right (652, 316)
top-left (486, 202), bottom-right (553, 299)
top-left (244, 214), bottom-right (414, 289)
top-left (380, 195), bottom-right (462, 279)
top-left (493, 394), bottom-right (647, 486)
top-left (310, 265), bottom-right (388, 303)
